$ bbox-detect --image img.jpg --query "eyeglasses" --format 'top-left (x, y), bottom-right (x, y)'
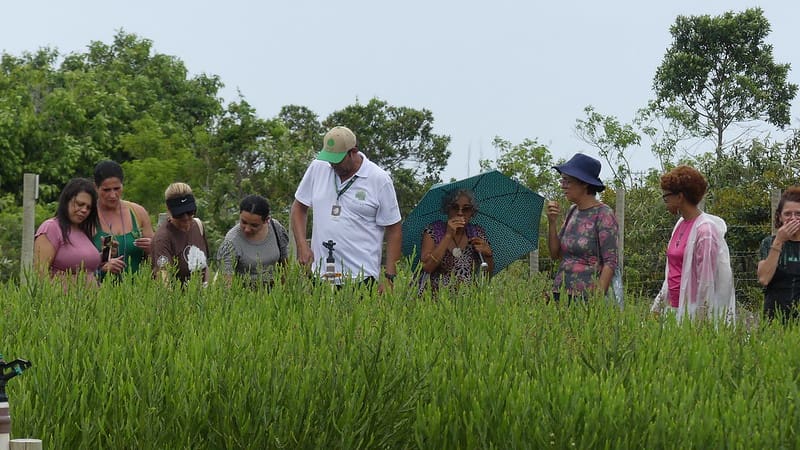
top-left (661, 192), bottom-right (679, 201)
top-left (781, 211), bottom-right (800, 218)
top-left (560, 177), bottom-right (575, 186)
top-left (449, 204), bottom-right (474, 213)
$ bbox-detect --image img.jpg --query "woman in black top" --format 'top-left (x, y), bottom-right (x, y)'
top-left (758, 186), bottom-right (800, 322)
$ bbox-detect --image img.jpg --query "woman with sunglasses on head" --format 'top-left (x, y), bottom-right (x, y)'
top-left (757, 187), bottom-right (800, 322)
top-left (547, 153), bottom-right (618, 302)
top-left (216, 195), bottom-right (289, 289)
top-left (650, 165), bottom-right (735, 323)
top-left (34, 178), bottom-right (103, 283)
top-left (151, 182), bottom-right (209, 285)
top-left (419, 189), bottom-right (494, 292)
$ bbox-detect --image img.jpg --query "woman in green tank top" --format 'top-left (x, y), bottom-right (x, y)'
top-left (92, 160), bottom-right (155, 276)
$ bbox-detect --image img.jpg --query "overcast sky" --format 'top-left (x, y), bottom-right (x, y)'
top-left (2, 0), bottom-right (799, 182)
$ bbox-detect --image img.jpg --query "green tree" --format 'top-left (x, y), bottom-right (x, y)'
top-left (633, 102), bottom-right (695, 172)
top-left (574, 106), bottom-right (641, 189)
top-left (0, 30), bottom-right (224, 203)
top-left (652, 8), bottom-right (798, 159)
top-left (324, 98), bottom-right (451, 216)
top-left (479, 137), bottom-right (558, 199)
top-left (0, 48), bottom-right (98, 199)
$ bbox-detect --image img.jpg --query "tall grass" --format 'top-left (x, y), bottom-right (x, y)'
top-left (1, 262), bottom-right (798, 449)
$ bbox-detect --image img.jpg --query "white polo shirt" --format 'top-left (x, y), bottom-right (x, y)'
top-left (294, 152), bottom-right (402, 279)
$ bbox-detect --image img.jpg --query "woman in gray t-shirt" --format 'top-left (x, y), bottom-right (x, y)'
top-left (216, 195), bottom-right (289, 288)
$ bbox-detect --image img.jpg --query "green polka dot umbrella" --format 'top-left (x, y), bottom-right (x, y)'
top-left (402, 170), bottom-right (545, 275)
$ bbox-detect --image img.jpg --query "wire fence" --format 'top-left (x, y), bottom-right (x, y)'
top-left (533, 221), bottom-right (769, 309)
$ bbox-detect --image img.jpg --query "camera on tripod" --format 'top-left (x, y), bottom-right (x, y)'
top-left (321, 240), bottom-right (342, 282)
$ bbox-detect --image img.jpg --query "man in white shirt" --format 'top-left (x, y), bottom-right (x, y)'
top-left (291, 126), bottom-right (402, 290)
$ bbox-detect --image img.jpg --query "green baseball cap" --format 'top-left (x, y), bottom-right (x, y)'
top-left (317, 126), bottom-right (357, 163)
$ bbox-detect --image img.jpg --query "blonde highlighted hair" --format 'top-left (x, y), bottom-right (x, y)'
top-left (164, 182), bottom-right (193, 200)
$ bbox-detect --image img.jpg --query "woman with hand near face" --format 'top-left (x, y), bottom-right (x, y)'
top-left (419, 189), bottom-right (494, 292)
top-left (216, 195), bottom-right (289, 288)
top-left (93, 160), bottom-right (154, 276)
top-left (758, 187), bottom-right (800, 322)
top-left (547, 153), bottom-right (618, 302)
top-left (34, 178), bottom-right (102, 283)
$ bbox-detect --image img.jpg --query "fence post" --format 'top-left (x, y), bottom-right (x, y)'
top-left (529, 249), bottom-right (539, 277)
top-left (20, 174), bottom-right (38, 285)
top-left (770, 189), bottom-right (781, 235)
top-left (616, 187), bottom-right (625, 271)
top-left (9, 439), bottom-right (42, 450)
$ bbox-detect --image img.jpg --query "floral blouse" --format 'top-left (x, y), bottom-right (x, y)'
top-left (553, 204), bottom-right (619, 296)
top-left (419, 220), bottom-right (489, 293)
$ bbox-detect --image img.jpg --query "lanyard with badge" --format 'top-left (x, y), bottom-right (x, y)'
top-left (331, 175), bottom-right (358, 219)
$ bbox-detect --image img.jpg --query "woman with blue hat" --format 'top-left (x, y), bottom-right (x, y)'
top-left (546, 153), bottom-right (619, 301)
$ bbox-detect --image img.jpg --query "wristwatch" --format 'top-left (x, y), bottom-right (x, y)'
top-left (385, 273), bottom-right (396, 282)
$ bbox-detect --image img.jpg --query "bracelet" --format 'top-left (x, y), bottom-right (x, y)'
top-left (770, 245), bottom-right (782, 252)
top-left (429, 253), bottom-right (440, 263)
top-left (385, 273), bottom-right (396, 282)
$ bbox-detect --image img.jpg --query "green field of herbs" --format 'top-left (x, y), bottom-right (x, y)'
top-left (2, 263), bottom-right (799, 449)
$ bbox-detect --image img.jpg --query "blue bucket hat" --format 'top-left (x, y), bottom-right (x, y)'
top-left (552, 153), bottom-right (605, 192)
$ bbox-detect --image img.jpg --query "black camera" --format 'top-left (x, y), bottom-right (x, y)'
top-left (101, 235), bottom-right (116, 262)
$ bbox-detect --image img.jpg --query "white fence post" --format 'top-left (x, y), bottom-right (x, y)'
top-left (529, 249), bottom-right (539, 277)
top-left (20, 174), bottom-right (38, 284)
top-left (616, 187), bottom-right (625, 271)
top-left (9, 439), bottom-right (42, 450)
top-left (770, 189), bottom-right (781, 235)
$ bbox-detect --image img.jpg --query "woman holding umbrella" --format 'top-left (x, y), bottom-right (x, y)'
top-left (547, 153), bottom-right (619, 301)
top-left (419, 189), bottom-right (494, 292)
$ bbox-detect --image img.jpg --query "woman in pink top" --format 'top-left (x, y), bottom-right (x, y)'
top-left (34, 178), bottom-right (102, 282)
top-left (651, 166), bottom-right (736, 323)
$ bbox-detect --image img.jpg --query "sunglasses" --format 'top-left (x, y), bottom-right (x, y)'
top-left (449, 204), bottom-right (474, 213)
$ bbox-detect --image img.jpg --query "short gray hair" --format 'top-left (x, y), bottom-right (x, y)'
top-left (440, 189), bottom-right (478, 214)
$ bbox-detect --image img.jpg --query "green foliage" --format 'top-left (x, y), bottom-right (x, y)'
top-left (0, 31), bottom-right (224, 203)
top-left (479, 136), bottom-right (558, 199)
top-left (634, 103), bottom-right (695, 172)
top-left (3, 272), bottom-right (799, 448)
top-left (652, 8), bottom-right (798, 158)
top-left (575, 105), bottom-right (641, 188)
top-left (0, 194), bottom-right (54, 283)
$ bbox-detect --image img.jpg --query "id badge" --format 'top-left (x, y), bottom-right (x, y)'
top-left (331, 204), bottom-right (341, 219)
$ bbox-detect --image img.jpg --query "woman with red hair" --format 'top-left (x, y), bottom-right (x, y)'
top-left (650, 165), bottom-right (735, 323)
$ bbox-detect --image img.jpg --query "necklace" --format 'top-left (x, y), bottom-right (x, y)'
top-left (451, 234), bottom-right (465, 258)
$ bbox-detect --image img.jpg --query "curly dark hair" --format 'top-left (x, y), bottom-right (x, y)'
top-left (775, 186), bottom-right (800, 228)
top-left (660, 165), bottom-right (708, 206)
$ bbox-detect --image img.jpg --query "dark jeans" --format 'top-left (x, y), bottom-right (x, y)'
top-left (764, 295), bottom-right (800, 323)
